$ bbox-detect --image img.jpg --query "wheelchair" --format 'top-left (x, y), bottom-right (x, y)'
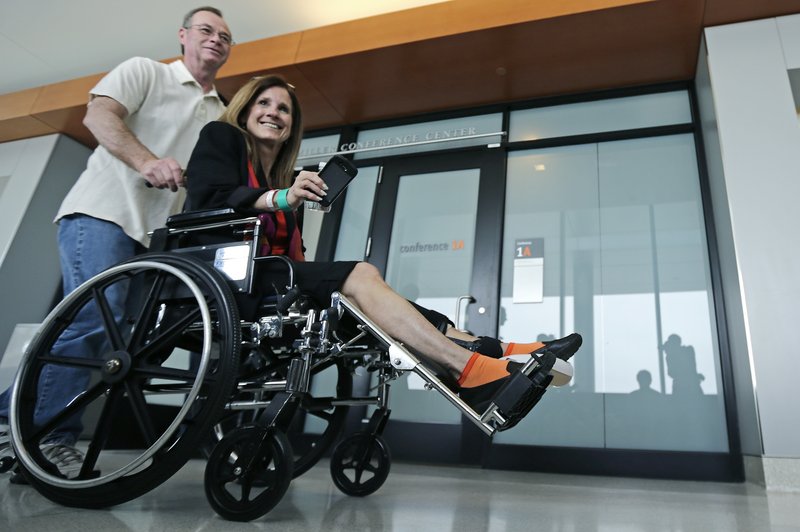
top-left (3, 208), bottom-right (574, 522)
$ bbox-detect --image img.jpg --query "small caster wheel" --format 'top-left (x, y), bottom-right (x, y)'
top-left (330, 432), bottom-right (390, 497)
top-left (204, 426), bottom-right (293, 522)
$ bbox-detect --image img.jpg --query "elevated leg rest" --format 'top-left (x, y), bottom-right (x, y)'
top-left (481, 350), bottom-right (556, 432)
top-left (328, 292), bottom-right (569, 437)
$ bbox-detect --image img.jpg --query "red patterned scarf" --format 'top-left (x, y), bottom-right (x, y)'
top-left (247, 161), bottom-right (305, 261)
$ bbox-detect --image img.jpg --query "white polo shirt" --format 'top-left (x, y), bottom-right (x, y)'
top-left (56, 58), bottom-right (226, 246)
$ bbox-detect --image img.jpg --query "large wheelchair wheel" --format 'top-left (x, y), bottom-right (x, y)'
top-left (204, 426), bottom-right (293, 522)
top-left (209, 354), bottom-right (352, 478)
top-left (9, 252), bottom-right (240, 508)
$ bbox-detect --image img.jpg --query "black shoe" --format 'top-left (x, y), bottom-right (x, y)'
top-left (542, 333), bottom-right (582, 361)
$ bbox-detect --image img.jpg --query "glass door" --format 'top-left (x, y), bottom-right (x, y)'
top-left (365, 149), bottom-right (505, 463)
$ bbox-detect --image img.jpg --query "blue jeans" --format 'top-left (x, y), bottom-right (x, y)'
top-left (0, 215), bottom-right (145, 445)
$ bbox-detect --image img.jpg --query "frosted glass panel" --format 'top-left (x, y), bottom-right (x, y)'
top-left (494, 135), bottom-right (728, 452)
top-left (385, 169), bottom-right (480, 324)
top-left (383, 168), bottom-right (481, 423)
top-left (497, 144), bottom-right (605, 447)
top-left (598, 136), bottom-right (727, 451)
top-left (509, 91), bottom-right (691, 142)
top-left (333, 166), bottom-right (380, 261)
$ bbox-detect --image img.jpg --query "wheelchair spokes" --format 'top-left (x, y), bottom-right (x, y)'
top-left (9, 254), bottom-right (240, 507)
top-left (330, 432), bottom-right (391, 497)
top-left (204, 426), bottom-right (293, 522)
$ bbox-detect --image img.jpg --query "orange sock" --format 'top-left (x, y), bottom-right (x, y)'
top-left (457, 353), bottom-right (511, 388)
top-left (503, 342), bottom-right (546, 356)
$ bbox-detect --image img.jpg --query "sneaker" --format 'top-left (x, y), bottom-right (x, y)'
top-left (3, 440), bottom-right (85, 484)
top-left (1, 422), bottom-right (21, 482)
top-left (39, 443), bottom-right (84, 479)
top-left (1, 422), bottom-right (14, 471)
top-left (0, 419), bottom-right (9, 452)
top-left (1, 420), bottom-right (13, 460)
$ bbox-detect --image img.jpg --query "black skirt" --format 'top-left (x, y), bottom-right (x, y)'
top-left (251, 259), bottom-right (453, 332)
top-left (290, 260), bottom-right (359, 308)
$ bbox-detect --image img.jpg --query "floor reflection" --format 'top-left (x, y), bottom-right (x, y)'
top-left (0, 457), bottom-right (797, 531)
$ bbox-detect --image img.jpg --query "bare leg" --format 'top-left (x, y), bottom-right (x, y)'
top-left (340, 263), bottom-right (473, 379)
top-left (339, 263), bottom-right (577, 419)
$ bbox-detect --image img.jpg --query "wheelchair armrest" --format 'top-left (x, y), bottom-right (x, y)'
top-left (166, 208), bottom-right (243, 229)
top-left (253, 255), bottom-right (296, 290)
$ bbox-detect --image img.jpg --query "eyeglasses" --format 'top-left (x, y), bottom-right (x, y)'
top-left (184, 24), bottom-right (234, 46)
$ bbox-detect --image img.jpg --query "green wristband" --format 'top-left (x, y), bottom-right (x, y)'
top-left (275, 188), bottom-right (291, 211)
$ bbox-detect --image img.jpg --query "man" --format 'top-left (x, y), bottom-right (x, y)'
top-left (0, 6), bottom-right (233, 482)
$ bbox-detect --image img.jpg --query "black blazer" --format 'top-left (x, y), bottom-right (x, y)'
top-left (185, 121), bottom-right (267, 214)
top-left (185, 120), bottom-right (303, 236)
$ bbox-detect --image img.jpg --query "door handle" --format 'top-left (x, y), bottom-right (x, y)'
top-left (455, 295), bottom-right (476, 331)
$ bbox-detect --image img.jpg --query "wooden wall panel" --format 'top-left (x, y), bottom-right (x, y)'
top-left (214, 65), bottom-right (346, 130)
top-left (29, 74), bottom-right (103, 148)
top-left (294, 0), bottom-right (704, 125)
top-left (0, 88), bottom-right (55, 143)
top-left (217, 32), bottom-right (302, 78)
top-left (295, 0), bottom-right (654, 62)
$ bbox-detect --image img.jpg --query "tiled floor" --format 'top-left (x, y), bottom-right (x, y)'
top-left (2, 457), bottom-right (799, 531)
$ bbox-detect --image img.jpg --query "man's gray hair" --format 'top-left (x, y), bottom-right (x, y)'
top-left (181, 6), bottom-right (225, 54)
top-left (183, 6), bottom-right (223, 29)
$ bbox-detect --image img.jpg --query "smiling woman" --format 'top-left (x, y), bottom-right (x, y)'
top-left (205, 75), bottom-right (305, 193)
top-left (245, 88), bottom-right (293, 148)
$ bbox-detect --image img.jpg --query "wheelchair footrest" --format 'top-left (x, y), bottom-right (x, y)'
top-left (486, 350), bottom-right (556, 432)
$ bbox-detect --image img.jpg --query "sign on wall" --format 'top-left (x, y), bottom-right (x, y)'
top-left (512, 238), bottom-right (544, 303)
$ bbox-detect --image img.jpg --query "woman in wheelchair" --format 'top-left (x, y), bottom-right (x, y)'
top-left (184, 74), bottom-right (581, 416)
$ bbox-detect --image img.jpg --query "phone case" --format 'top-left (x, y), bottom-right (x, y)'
top-left (317, 155), bottom-right (358, 207)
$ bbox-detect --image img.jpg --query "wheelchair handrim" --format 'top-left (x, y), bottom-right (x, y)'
top-left (9, 260), bottom-right (213, 488)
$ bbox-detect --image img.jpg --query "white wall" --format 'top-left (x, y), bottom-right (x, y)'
top-left (0, 134), bottom-right (90, 363)
top-left (0, 135), bottom-right (58, 265)
top-left (696, 39), bottom-right (763, 458)
top-left (702, 14), bottom-right (800, 459)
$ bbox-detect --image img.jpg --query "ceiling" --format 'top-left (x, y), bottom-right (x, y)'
top-left (0, 0), bottom-right (447, 96)
top-left (1, 0), bottom-right (799, 147)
